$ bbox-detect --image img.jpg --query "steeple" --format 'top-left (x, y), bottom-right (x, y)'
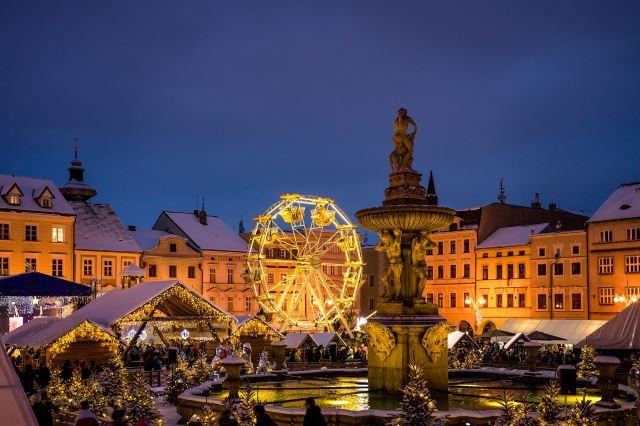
top-left (238, 218), bottom-right (245, 235)
top-left (59, 143), bottom-right (97, 201)
top-left (426, 171), bottom-right (438, 206)
top-left (498, 178), bottom-right (506, 204)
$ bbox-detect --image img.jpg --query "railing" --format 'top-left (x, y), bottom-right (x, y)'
top-left (284, 360), bottom-right (367, 371)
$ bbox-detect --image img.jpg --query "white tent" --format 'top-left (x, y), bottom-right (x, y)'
top-left (578, 302), bottom-right (640, 349)
top-left (2, 317), bottom-right (113, 349)
top-left (311, 332), bottom-right (345, 348)
top-left (448, 331), bottom-right (479, 349)
top-left (272, 332), bottom-right (317, 349)
top-left (504, 332), bottom-right (531, 350)
top-left (501, 319), bottom-right (606, 345)
top-left (0, 343), bottom-right (37, 425)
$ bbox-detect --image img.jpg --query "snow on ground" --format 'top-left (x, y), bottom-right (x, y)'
top-left (155, 397), bottom-right (180, 426)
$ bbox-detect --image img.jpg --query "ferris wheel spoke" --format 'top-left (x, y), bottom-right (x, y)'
top-left (314, 268), bottom-right (351, 331)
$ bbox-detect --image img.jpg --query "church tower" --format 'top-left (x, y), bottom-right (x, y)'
top-left (59, 145), bottom-right (97, 201)
top-left (426, 170), bottom-right (438, 206)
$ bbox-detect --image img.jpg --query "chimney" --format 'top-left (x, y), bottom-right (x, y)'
top-left (193, 209), bottom-right (199, 217)
top-left (548, 202), bottom-right (557, 211)
top-left (531, 193), bottom-right (541, 209)
top-left (199, 209), bottom-right (207, 225)
top-left (128, 225), bottom-right (136, 232)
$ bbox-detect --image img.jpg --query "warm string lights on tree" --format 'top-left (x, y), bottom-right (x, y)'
top-left (46, 321), bottom-right (119, 362)
top-left (125, 371), bottom-right (161, 424)
top-left (577, 345), bottom-right (598, 379)
top-left (392, 362), bottom-right (446, 426)
top-left (66, 369), bottom-right (108, 416)
top-left (227, 380), bottom-right (258, 426)
top-left (537, 381), bottom-right (561, 425)
top-left (97, 357), bottom-right (129, 404)
top-left (165, 354), bottom-right (192, 405)
top-left (191, 355), bottom-right (213, 385)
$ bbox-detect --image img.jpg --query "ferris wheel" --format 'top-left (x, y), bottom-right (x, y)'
top-left (246, 194), bottom-right (364, 334)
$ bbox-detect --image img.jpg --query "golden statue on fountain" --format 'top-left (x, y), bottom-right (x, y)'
top-left (390, 108), bottom-right (418, 172)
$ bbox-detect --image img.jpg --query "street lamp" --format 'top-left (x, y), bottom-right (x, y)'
top-left (464, 296), bottom-right (486, 333)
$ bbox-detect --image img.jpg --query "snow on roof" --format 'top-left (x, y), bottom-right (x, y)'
top-left (588, 182), bottom-right (640, 223)
top-left (272, 332), bottom-right (317, 349)
top-left (120, 263), bottom-right (146, 277)
top-left (578, 302), bottom-right (640, 349)
top-left (129, 229), bottom-right (176, 250)
top-left (0, 343), bottom-right (38, 425)
top-left (70, 201), bottom-right (141, 252)
top-left (0, 175), bottom-right (74, 215)
top-left (476, 223), bottom-right (549, 249)
top-left (447, 331), bottom-right (479, 349)
top-left (2, 317), bottom-right (113, 348)
top-left (162, 212), bottom-right (248, 253)
top-left (502, 319), bottom-right (607, 345)
top-left (311, 332), bottom-right (345, 347)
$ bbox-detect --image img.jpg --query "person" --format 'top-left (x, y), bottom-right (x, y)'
top-left (31, 392), bottom-right (55, 426)
top-left (61, 360), bottom-right (73, 382)
top-left (219, 408), bottom-right (238, 426)
top-left (111, 400), bottom-right (127, 426)
top-left (37, 361), bottom-right (51, 389)
top-left (253, 404), bottom-right (277, 426)
top-left (80, 360), bottom-right (91, 380)
top-left (74, 400), bottom-right (98, 426)
top-left (21, 363), bottom-right (35, 394)
top-left (303, 397), bottom-right (326, 426)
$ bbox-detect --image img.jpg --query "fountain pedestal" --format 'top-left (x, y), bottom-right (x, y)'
top-left (594, 356), bottom-right (621, 408)
top-left (356, 116), bottom-right (455, 394)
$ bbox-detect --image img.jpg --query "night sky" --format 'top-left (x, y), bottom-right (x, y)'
top-left (1, 1), bottom-right (639, 230)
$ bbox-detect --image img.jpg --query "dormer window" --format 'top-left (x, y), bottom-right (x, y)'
top-left (41, 197), bottom-right (52, 208)
top-left (35, 187), bottom-right (55, 209)
top-left (3, 183), bottom-right (23, 205)
top-left (7, 194), bottom-right (20, 205)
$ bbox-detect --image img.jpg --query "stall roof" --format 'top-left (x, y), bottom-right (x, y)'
top-left (2, 317), bottom-right (113, 349)
top-left (0, 272), bottom-right (92, 297)
top-left (231, 315), bottom-right (283, 339)
top-left (578, 302), bottom-right (640, 349)
top-left (448, 331), bottom-right (479, 349)
top-left (0, 343), bottom-right (37, 425)
top-left (272, 332), bottom-right (317, 349)
top-left (311, 332), bottom-right (345, 347)
top-left (504, 332), bottom-right (531, 350)
top-left (69, 280), bottom-right (232, 327)
top-left (501, 319), bottom-right (606, 345)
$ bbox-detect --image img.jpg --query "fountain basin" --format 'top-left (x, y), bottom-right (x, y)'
top-left (355, 205), bottom-right (455, 232)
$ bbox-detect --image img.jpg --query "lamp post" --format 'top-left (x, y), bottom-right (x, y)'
top-left (464, 296), bottom-right (486, 334)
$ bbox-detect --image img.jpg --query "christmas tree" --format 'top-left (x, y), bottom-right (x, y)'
top-left (125, 371), bottom-right (161, 424)
top-left (537, 381), bottom-right (561, 425)
top-left (576, 345), bottom-right (598, 379)
top-left (392, 362), bottom-right (447, 426)
top-left (201, 403), bottom-right (218, 426)
top-left (65, 369), bottom-right (108, 416)
top-left (191, 355), bottom-right (213, 385)
top-left (561, 393), bottom-right (596, 426)
top-left (256, 350), bottom-right (272, 374)
top-left (512, 392), bottom-right (538, 426)
top-left (227, 380), bottom-right (259, 426)
top-left (492, 391), bottom-right (519, 426)
top-left (47, 368), bottom-right (71, 411)
top-left (97, 357), bottom-right (129, 404)
top-left (165, 354), bottom-right (192, 404)
top-left (449, 345), bottom-right (484, 370)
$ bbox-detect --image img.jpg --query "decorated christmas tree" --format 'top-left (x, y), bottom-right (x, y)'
top-left (201, 403), bottom-right (218, 426)
top-left (449, 345), bottom-right (484, 370)
top-left (227, 380), bottom-right (258, 426)
top-left (47, 368), bottom-right (71, 411)
top-left (165, 354), bottom-right (192, 404)
top-left (576, 345), bottom-right (598, 379)
top-left (192, 355), bottom-right (213, 384)
top-left (512, 392), bottom-right (538, 426)
top-left (65, 369), bottom-right (108, 416)
top-left (492, 391), bottom-right (519, 426)
top-left (561, 393), bottom-right (596, 426)
top-left (392, 362), bottom-right (447, 426)
top-left (97, 357), bottom-right (129, 404)
top-left (537, 381), bottom-right (561, 425)
top-left (125, 371), bottom-right (161, 424)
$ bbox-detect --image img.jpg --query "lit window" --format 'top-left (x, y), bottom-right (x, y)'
top-left (7, 194), bottom-right (20, 205)
top-left (267, 273), bottom-right (274, 284)
top-left (41, 197), bottom-right (52, 208)
top-left (437, 293), bottom-right (443, 308)
top-left (25, 258), bottom-right (36, 273)
top-left (51, 226), bottom-right (64, 243)
top-left (554, 294), bottom-right (564, 310)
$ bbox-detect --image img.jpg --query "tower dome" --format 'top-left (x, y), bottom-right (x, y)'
top-left (59, 145), bottom-right (97, 201)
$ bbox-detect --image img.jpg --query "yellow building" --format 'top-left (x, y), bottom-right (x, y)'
top-left (475, 223), bottom-right (548, 331)
top-left (358, 246), bottom-right (387, 317)
top-left (586, 182), bottom-right (640, 320)
top-left (0, 175), bottom-right (75, 279)
top-left (423, 218), bottom-right (477, 331)
top-left (529, 230), bottom-right (588, 320)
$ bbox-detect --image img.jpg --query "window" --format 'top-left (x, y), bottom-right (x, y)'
top-left (600, 230), bottom-right (613, 243)
top-left (482, 253), bottom-right (488, 258)
top-left (537, 294), bottom-right (547, 310)
top-left (450, 293), bottom-right (457, 307)
top-left (572, 245), bottom-right (580, 255)
top-left (437, 293), bottom-right (443, 308)
top-left (626, 256), bottom-right (640, 273)
top-left (496, 252), bottom-right (503, 257)
top-left (507, 294), bottom-right (514, 308)
top-left (426, 293), bottom-right (434, 304)
top-left (483, 294), bottom-right (489, 306)
top-left (426, 266), bottom-right (433, 280)
top-left (267, 273), bottom-right (274, 284)
top-left (52, 259), bottom-right (63, 277)
top-left (279, 249), bottom-right (286, 259)
top-left (169, 243), bottom-right (177, 252)
top-left (627, 228), bottom-right (640, 241)
top-left (148, 264), bottom-right (157, 278)
top-left (463, 292), bottom-right (470, 304)
top-left (437, 266), bottom-right (444, 279)
top-left (518, 293), bottom-right (525, 308)
top-left (482, 265), bottom-right (488, 280)
top-left (599, 287), bottom-right (614, 305)
top-left (538, 248), bottom-right (546, 257)
top-left (7, 193), bottom-right (20, 205)
top-left (123, 260), bottom-right (132, 268)
top-left (627, 287), bottom-right (640, 299)
top-left (209, 268), bottom-right (216, 283)
top-left (571, 262), bottom-right (581, 275)
top-left (51, 226), bottom-right (64, 243)
top-left (25, 257), bottom-right (36, 273)
top-left (0, 223), bottom-right (8, 240)
top-left (227, 269), bottom-right (234, 283)
top-left (496, 294), bottom-right (503, 308)
top-left (188, 266), bottom-right (196, 279)
top-left (450, 265), bottom-right (457, 279)
top-left (227, 297), bottom-right (234, 312)
top-left (507, 251), bottom-right (513, 257)
top-left (496, 265), bottom-right (503, 279)
top-left (169, 265), bottom-right (177, 278)
top-left (369, 298), bottom-right (375, 310)
top-left (507, 264), bottom-right (514, 279)
top-left (463, 264), bottom-right (470, 278)
top-left (0, 257), bottom-right (9, 276)
top-left (554, 262), bottom-right (564, 276)
top-left (25, 225), bottom-right (37, 241)
top-left (103, 260), bottom-right (113, 277)
top-left (598, 257), bottom-right (614, 275)
top-left (450, 241), bottom-right (456, 254)
top-left (368, 275), bottom-right (374, 287)
top-left (41, 197), bottom-right (51, 208)
top-left (538, 264), bottom-right (547, 276)
top-left (82, 259), bottom-right (93, 276)
top-left (437, 242), bottom-right (443, 255)
top-left (571, 294), bottom-right (582, 310)
top-left (426, 249), bottom-right (433, 256)
top-left (463, 239), bottom-right (470, 253)
top-left (518, 250), bottom-right (525, 256)
top-left (518, 263), bottom-right (525, 279)
top-left (245, 297), bottom-right (252, 312)
top-left (554, 294), bottom-right (564, 310)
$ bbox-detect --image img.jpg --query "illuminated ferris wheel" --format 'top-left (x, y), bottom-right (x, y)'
top-left (246, 194), bottom-right (364, 334)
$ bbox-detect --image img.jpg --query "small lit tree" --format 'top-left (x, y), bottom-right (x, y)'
top-left (192, 355), bottom-right (213, 385)
top-left (493, 391), bottom-right (519, 426)
top-left (47, 368), bottom-right (71, 411)
top-left (513, 392), bottom-right (538, 426)
top-left (576, 346), bottom-right (598, 379)
top-left (165, 354), bottom-right (192, 404)
top-left (97, 357), bottom-right (129, 404)
top-left (561, 393), bottom-right (596, 426)
top-left (537, 381), bottom-right (561, 425)
top-left (125, 371), bottom-right (161, 424)
top-left (227, 380), bottom-right (258, 426)
top-left (393, 362), bottom-right (447, 426)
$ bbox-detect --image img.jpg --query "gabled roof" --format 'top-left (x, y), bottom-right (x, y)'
top-left (448, 331), bottom-right (479, 349)
top-left (0, 272), bottom-right (92, 297)
top-left (579, 301), bottom-right (640, 349)
top-left (272, 332), bottom-right (317, 349)
top-left (588, 182), bottom-right (640, 223)
top-left (311, 332), bottom-right (345, 347)
top-left (231, 315), bottom-right (284, 339)
top-left (70, 201), bottom-right (141, 252)
top-left (2, 317), bottom-right (114, 349)
top-left (69, 280), bottom-right (232, 326)
top-left (129, 229), bottom-right (178, 251)
top-left (501, 319), bottom-right (607, 345)
top-left (476, 223), bottom-right (549, 249)
top-left (156, 212), bottom-right (248, 253)
top-left (0, 175), bottom-right (74, 215)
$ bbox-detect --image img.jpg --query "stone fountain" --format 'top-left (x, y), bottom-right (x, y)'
top-left (356, 108), bottom-right (455, 393)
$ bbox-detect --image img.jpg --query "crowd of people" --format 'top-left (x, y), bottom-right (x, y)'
top-left (479, 340), bottom-right (578, 365)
